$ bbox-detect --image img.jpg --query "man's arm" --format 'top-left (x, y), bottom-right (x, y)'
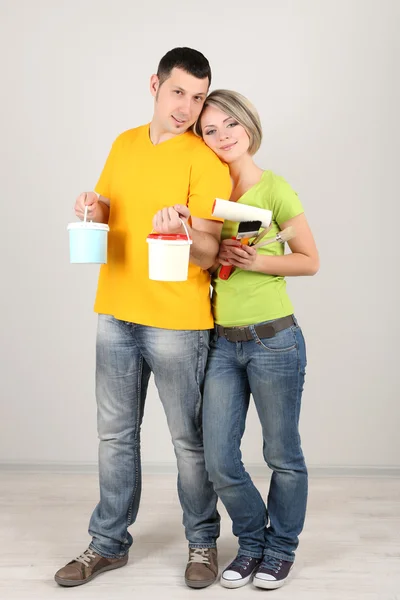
top-left (152, 205), bottom-right (223, 270)
top-left (74, 192), bottom-right (110, 224)
top-left (183, 146), bottom-right (231, 268)
top-left (186, 216), bottom-right (223, 270)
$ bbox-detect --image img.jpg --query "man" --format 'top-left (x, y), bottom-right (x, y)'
top-left (55, 47), bottom-right (231, 588)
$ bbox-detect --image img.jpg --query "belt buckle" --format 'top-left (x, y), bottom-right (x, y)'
top-left (226, 328), bottom-right (238, 342)
top-left (234, 327), bottom-right (248, 342)
top-left (237, 327), bottom-right (247, 342)
top-left (224, 327), bottom-right (242, 342)
top-left (222, 327), bottom-right (231, 341)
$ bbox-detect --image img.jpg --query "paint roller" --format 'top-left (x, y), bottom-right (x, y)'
top-left (212, 199), bottom-right (272, 227)
top-left (212, 199), bottom-right (273, 280)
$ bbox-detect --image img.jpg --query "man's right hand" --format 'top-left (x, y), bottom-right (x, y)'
top-left (74, 192), bottom-right (99, 221)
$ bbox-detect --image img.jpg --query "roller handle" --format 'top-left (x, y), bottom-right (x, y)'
top-left (218, 236), bottom-right (251, 280)
top-left (219, 236), bottom-right (236, 280)
top-left (219, 264), bottom-right (233, 280)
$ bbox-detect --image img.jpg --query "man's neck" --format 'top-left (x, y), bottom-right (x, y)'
top-left (149, 120), bottom-right (187, 145)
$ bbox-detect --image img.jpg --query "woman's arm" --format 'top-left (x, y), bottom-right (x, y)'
top-left (221, 213), bottom-right (319, 276)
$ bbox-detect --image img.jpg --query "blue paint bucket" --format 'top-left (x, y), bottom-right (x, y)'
top-left (67, 219), bottom-right (109, 264)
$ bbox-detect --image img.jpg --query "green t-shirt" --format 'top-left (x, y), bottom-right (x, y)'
top-left (212, 170), bottom-right (304, 327)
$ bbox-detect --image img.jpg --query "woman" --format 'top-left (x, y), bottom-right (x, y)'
top-left (194, 90), bottom-right (319, 590)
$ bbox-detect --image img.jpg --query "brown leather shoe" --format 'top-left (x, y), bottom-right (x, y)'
top-left (185, 547), bottom-right (218, 588)
top-left (54, 547), bottom-right (128, 587)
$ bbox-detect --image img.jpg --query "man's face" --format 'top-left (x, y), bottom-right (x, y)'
top-left (150, 67), bottom-right (209, 134)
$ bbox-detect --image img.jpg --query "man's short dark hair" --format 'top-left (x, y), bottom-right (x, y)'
top-left (157, 47), bottom-right (211, 87)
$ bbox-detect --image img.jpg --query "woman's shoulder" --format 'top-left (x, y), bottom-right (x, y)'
top-left (260, 170), bottom-right (291, 189)
top-left (249, 170), bottom-right (281, 205)
top-left (259, 170), bottom-right (298, 199)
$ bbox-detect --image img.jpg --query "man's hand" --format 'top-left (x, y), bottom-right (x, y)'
top-left (218, 239), bottom-right (258, 271)
top-left (74, 192), bottom-right (99, 221)
top-left (152, 204), bottom-right (191, 234)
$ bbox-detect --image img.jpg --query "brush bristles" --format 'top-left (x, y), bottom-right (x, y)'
top-left (238, 220), bottom-right (262, 232)
top-left (278, 226), bottom-right (295, 243)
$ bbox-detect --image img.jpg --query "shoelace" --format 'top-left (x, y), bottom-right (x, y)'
top-left (188, 548), bottom-right (211, 565)
top-left (260, 556), bottom-right (282, 573)
top-left (75, 548), bottom-right (97, 567)
top-left (228, 555), bottom-right (253, 571)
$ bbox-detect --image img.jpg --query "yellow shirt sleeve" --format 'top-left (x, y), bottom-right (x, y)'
top-left (188, 145), bottom-right (232, 220)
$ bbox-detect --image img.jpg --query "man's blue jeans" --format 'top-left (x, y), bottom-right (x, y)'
top-left (202, 318), bottom-right (308, 562)
top-left (88, 315), bottom-right (219, 558)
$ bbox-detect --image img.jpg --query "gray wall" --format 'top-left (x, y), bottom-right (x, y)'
top-left (1, 0), bottom-right (399, 469)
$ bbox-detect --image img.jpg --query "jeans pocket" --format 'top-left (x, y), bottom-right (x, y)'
top-left (253, 326), bottom-right (297, 353)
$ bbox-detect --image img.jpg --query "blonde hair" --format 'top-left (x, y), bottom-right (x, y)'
top-left (194, 89), bottom-right (262, 155)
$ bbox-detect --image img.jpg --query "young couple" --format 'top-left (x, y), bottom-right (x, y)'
top-left (55, 46), bottom-right (319, 591)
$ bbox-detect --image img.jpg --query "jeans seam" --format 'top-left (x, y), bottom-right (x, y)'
top-left (263, 548), bottom-right (295, 563)
top-left (293, 327), bottom-right (308, 540)
top-left (253, 329), bottom-right (297, 353)
top-left (196, 330), bottom-right (203, 387)
top-left (232, 360), bottom-right (246, 474)
top-left (294, 334), bottom-right (303, 446)
top-left (238, 550), bottom-right (263, 559)
top-left (194, 330), bottom-right (204, 428)
top-left (126, 354), bottom-right (143, 530)
top-left (89, 542), bottom-right (128, 560)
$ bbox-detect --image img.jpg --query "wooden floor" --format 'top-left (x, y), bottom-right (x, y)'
top-left (0, 472), bottom-right (399, 599)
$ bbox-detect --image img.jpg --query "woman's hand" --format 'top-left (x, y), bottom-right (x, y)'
top-left (218, 239), bottom-right (258, 270)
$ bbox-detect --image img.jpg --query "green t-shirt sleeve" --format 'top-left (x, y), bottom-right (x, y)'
top-left (270, 174), bottom-right (304, 227)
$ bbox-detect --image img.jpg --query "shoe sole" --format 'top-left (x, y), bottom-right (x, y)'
top-left (253, 565), bottom-right (293, 590)
top-left (185, 577), bottom-right (217, 589)
top-left (54, 555), bottom-right (128, 587)
top-left (253, 577), bottom-right (286, 589)
top-left (220, 573), bottom-right (254, 589)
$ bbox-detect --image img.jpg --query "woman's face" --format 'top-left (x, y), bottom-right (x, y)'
top-left (200, 105), bottom-right (250, 163)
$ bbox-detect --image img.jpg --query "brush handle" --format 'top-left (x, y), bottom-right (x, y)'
top-left (254, 230), bottom-right (293, 248)
top-left (254, 237), bottom-right (276, 248)
top-left (254, 236), bottom-right (281, 249)
top-left (250, 224), bottom-right (273, 246)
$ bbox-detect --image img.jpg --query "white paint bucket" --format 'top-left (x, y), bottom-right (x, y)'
top-left (146, 220), bottom-right (192, 282)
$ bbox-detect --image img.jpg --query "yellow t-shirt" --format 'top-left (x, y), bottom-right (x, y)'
top-left (94, 124), bottom-right (231, 330)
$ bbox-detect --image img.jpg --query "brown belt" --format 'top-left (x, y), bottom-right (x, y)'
top-left (216, 315), bottom-right (295, 343)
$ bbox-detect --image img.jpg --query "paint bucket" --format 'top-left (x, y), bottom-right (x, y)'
top-left (67, 206), bottom-right (109, 264)
top-left (146, 219), bottom-right (192, 281)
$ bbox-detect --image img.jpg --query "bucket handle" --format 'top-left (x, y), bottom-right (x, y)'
top-left (179, 218), bottom-right (191, 241)
top-left (83, 194), bottom-right (94, 225)
top-left (151, 218), bottom-right (191, 241)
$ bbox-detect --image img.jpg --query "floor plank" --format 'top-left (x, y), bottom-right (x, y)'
top-left (0, 472), bottom-right (399, 599)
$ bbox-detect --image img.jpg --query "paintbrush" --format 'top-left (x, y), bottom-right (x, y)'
top-left (249, 223), bottom-right (273, 246)
top-left (252, 226), bottom-right (295, 248)
top-left (219, 220), bottom-right (261, 280)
